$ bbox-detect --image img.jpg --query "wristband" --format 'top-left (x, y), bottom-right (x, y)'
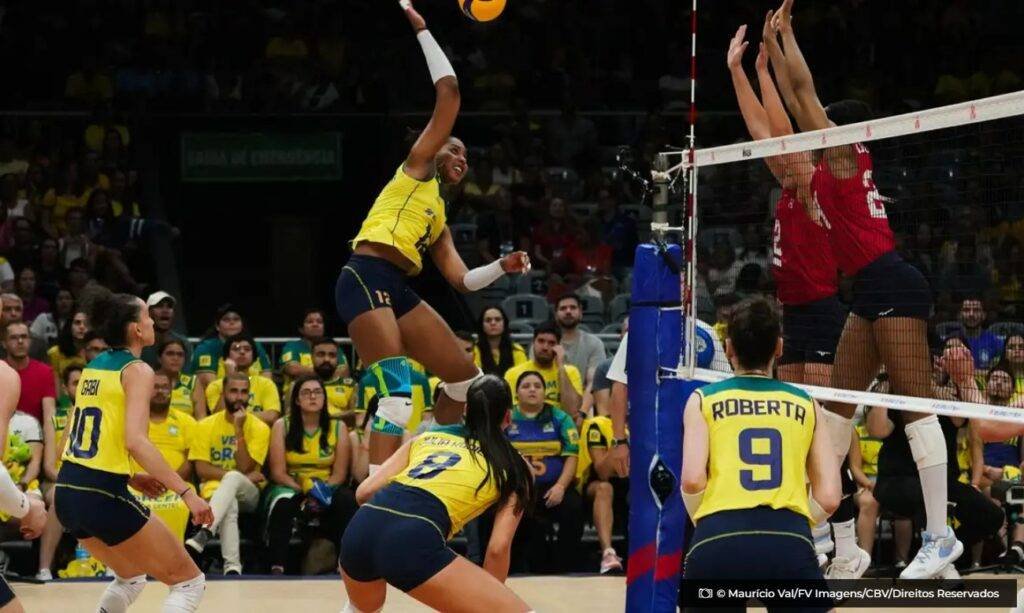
top-left (177, 486), bottom-right (193, 498)
top-left (463, 259), bottom-right (505, 292)
top-left (416, 30), bottom-right (456, 84)
top-left (611, 438), bottom-right (629, 447)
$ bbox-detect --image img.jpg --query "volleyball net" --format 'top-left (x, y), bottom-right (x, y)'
top-left (655, 89), bottom-right (1024, 424)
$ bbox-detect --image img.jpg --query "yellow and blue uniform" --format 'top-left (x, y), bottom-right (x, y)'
top-left (855, 422), bottom-right (882, 481)
top-left (169, 372), bottom-right (197, 415)
top-left (325, 376), bottom-right (357, 418)
top-left (503, 360), bottom-right (583, 412)
top-left (52, 395), bottom-right (73, 474)
top-left (358, 363), bottom-right (432, 434)
top-left (189, 337), bottom-right (272, 377)
top-left (339, 424), bottom-right (500, 592)
top-left (129, 410), bottom-right (196, 541)
top-left (576, 416), bottom-right (615, 491)
top-left (684, 376), bottom-right (827, 594)
top-left (336, 165), bottom-right (447, 324)
top-left (264, 418), bottom-right (344, 522)
top-left (506, 405), bottom-right (579, 487)
top-left (54, 349), bottom-right (152, 546)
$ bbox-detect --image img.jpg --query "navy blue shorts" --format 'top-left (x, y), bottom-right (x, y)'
top-left (55, 462), bottom-right (150, 546)
top-left (339, 483), bottom-right (456, 592)
top-left (779, 295), bottom-right (846, 366)
top-left (336, 255), bottom-right (422, 323)
top-left (850, 251), bottom-right (932, 321)
top-left (684, 507), bottom-right (830, 612)
top-left (0, 576), bottom-right (14, 607)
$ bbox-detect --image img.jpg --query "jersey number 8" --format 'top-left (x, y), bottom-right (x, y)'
top-left (738, 427), bottom-right (782, 490)
top-left (408, 451), bottom-right (461, 480)
top-left (68, 407), bottom-right (103, 459)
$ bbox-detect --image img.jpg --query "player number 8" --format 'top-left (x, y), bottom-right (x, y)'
top-left (738, 427), bottom-right (782, 490)
top-left (408, 451), bottom-right (461, 480)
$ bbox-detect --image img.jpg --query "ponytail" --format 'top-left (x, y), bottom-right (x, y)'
top-left (464, 375), bottom-right (534, 514)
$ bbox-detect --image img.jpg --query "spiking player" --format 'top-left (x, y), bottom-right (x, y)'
top-left (769, 0), bottom-right (957, 578)
top-left (336, 0), bottom-right (529, 476)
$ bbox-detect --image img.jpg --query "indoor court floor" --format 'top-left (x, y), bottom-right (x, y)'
top-left (14, 574), bottom-right (1023, 611)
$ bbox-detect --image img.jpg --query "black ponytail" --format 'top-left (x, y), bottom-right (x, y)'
top-left (463, 375), bottom-right (534, 514)
top-left (79, 286), bottom-right (141, 348)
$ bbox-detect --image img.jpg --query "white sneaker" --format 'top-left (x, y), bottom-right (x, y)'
top-left (937, 564), bottom-right (960, 580)
top-left (1012, 587), bottom-right (1024, 613)
top-left (600, 548), bottom-right (623, 574)
top-left (825, 547), bottom-right (871, 579)
top-left (900, 527), bottom-right (963, 579)
top-left (35, 568), bottom-right (52, 582)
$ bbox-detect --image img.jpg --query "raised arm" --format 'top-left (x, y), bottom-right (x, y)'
top-left (761, 10), bottom-right (804, 126)
top-left (727, 25), bottom-right (770, 141)
top-left (772, 0), bottom-right (830, 132)
top-left (402, 1), bottom-right (461, 181)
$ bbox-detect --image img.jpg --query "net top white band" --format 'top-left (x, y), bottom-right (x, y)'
top-left (661, 89), bottom-right (1024, 173)
top-left (680, 367), bottom-right (1024, 426)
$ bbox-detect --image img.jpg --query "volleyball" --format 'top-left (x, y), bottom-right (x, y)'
top-left (460, 0), bottom-right (505, 22)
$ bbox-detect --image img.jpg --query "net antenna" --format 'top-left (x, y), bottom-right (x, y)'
top-left (656, 88), bottom-right (1024, 424)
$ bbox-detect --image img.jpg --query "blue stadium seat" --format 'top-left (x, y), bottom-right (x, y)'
top-left (513, 269), bottom-right (549, 296)
top-left (579, 294), bottom-right (605, 329)
top-left (501, 294), bottom-right (551, 325)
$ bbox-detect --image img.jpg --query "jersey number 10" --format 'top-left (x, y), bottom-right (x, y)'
top-left (68, 407), bottom-right (103, 459)
top-left (738, 427), bottom-right (782, 490)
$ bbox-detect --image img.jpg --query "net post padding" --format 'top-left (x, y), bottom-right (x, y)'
top-left (626, 243), bottom-right (701, 611)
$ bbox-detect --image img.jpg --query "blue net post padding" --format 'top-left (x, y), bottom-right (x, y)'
top-left (626, 243), bottom-right (703, 612)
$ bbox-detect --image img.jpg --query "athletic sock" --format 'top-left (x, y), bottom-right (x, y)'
top-left (833, 519), bottom-right (858, 560)
top-left (97, 573), bottom-right (147, 613)
top-left (919, 463), bottom-right (949, 535)
top-left (162, 574), bottom-right (206, 613)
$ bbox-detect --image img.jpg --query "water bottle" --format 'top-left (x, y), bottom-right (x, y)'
top-left (75, 544), bottom-right (89, 561)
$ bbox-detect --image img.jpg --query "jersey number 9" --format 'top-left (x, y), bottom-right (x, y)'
top-left (68, 407), bottom-right (103, 459)
top-left (408, 451), bottom-right (461, 480)
top-left (738, 427), bottom-right (782, 491)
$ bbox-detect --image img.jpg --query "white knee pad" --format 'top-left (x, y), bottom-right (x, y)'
top-left (376, 395), bottom-right (414, 429)
top-left (341, 602), bottom-right (382, 613)
top-left (162, 574), bottom-right (206, 613)
top-left (904, 414), bottom-right (947, 469)
top-left (820, 409), bottom-right (854, 460)
top-left (440, 370), bottom-right (484, 403)
top-left (98, 573), bottom-right (147, 613)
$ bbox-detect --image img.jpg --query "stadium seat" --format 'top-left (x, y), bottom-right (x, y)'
top-left (570, 202), bottom-right (598, 219)
top-left (479, 274), bottom-right (512, 305)
top-left (546, 167), bottom-right (582, 200)
top-left (508, 319), bottom-right (536, 335)
top-left (501, 294), bottom-right (551, 325)
top-left (609, 293), bottom-right (631, 323)
top-left (934, 321), bottom-right (965, 339)
top-left (513, 269), bottom-right (549, 296)
top-left (989, 321), bottom-right (1024, 340)
top-left (579, 294), bottom-right (605, 329)
top-left (600, 322), bottom-right (624, 336)
top-left (449, 223), bottom-right (479, 267)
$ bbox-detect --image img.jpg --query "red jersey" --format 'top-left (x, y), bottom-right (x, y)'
top-left (811, 144), bottom-right (895, 275)
top-left (771, 188), bottom-right (839, 305)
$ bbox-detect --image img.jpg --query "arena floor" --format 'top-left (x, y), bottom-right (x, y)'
top-left (14, 573), bottom-right (1024, 611)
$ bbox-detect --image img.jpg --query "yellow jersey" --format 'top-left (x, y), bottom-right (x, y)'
top-left (189, 412), bottom-right (271, 499)
top-left (391, 425), bottom-right (499, 537)
top-left (130, 409), bottom-right (196, 474)
top-left (284, 418), bottom-right (342, 492)
top-left (472, 343), bottom-right (529, 373)
top-left (504, 360), bottom-right (583, 411)
top-left (47, 346), bottom-right (85, 385)
top-left (205, 374), bottom-right (281, 415)
top-left (855, 422), bottom-right (881, 477)
top-left (170, 372), bottom-right (197, 415)
top-left (351, 164), bottom-right (447, 275)
top-left (693, 376), bottom-right (816, 523)
top-left (62, 350), bottom-right (142, 475)
top-left (576, 416), bottom-right (616, 492)
top-left (325, 377), bottom-right (356, 418)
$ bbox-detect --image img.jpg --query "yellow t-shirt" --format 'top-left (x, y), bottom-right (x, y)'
top-left (170, 373), bottom-right (197, 415)
top-left (283, 418), bottom-right (341, 492)
top-left (472, 343), bottom-right (529, 373)
top-left (576, 416), bottom-right (616, 491)
top-left (48, 346), bottom-right (85, 385)
top-left (62, 350), bottom-right (141, 475)
top-left (503, 360), bottom-right (583, 411)
top-left (855, 422), bottom-right (881, 478)
top-left (390, 425), bottom-right (499, 538)
top-left (351, 164), bottom-right (447, 275)
top-left (189, 413), bottom-right (271, 499)
top-left (130, 410), bottom-right (196, 474)
top-left (205, 374), bottom-right (281, 415)
top-left (325, 377), bottom-right (356, 418)
top-left (693, 376), bottom-right (815, 524)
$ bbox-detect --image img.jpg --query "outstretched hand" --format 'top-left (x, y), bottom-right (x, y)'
top-left (726, 25), bottom-right (749, 70)
top-left (400, 0), bottom-right (427, 32)
top-left (500, 251), bottom-right (531, 275)
top-left (772, 0), bottom-right (794, 34)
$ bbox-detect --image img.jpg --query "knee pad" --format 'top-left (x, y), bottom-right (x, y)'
top-left (99, 573), bottom-right (147, 612)
top-left (439, 369), bottom-right (484, 403)
top-left (905, 414), bottom-right (947, 469)
top-left (820, 409), bottom-right (854, 460)
top-left (367, 357), bottom-right (414, 430)
top-left (164, 574), bottom-right (206, 613)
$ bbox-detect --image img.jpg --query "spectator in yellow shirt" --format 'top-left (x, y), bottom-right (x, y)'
top-left (311, 338), bottom-right (356, 420)
top-left (186, 373), bottom-right (272, 576)
top-left (128, 372), bottom-right (197, 543)
top-left (157, 339), bottom-right (206, 418)
top-left (204, 334), bottom-right (282, 425)
top-left (474, 306), bottom-right (528, 377)
top-left (280, 308), bottom-right (349, 398)
top-left (503, 322), bottom-right (583, 417)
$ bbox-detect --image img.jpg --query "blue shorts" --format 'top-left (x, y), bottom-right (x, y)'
top-left (850, 251), bottom-right (932, 321)
top-left (779, 295), bottom-right (846, 366)
top-left (339, 483), bottom-right (456, 592)
top-left (684, 507), bottom-right (829, 612)
top-left (55, 462), bottom-right (151, 546)
top-left (336, 255), bottom-right (422, 323)
top-left (0, 576), bottom-right (13, 607)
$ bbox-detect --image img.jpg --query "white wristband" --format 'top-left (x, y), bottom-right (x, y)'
top-left (0, 464), bottom-right (29, 519)
top-left (463, 259), bottom-right (506, 292)
top-left (416, 30), bottom-right (456, 84)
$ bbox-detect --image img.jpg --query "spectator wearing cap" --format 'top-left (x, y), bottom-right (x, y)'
top-left (140, 291), bottom-right (192, 369)
top-left (190, 303), bottom-right (273, 393)
top-left (279, 308), bottom-right (349, 399)
top-left (0, 293), bottom-right (49, 361)
top-left (3, 321), bottom-right (55, 423)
